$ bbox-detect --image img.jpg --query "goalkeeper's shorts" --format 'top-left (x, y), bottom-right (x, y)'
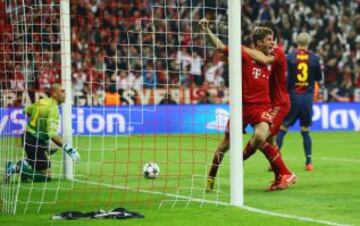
top-left (23, 132), bottom-right (51, 171)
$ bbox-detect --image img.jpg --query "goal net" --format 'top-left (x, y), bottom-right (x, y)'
top-left (0, 0), bottom-right (234, 214)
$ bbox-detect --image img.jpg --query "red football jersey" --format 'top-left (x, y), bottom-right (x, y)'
top-left (270, 46), bottom-right (290, 106)
top-left (242, 50), bottom-right (271, 104)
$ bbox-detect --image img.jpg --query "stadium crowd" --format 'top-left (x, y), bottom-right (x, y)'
top-left (1, 0), bottom-right (360, 105)
top-left (243, 0), bottom-right (360, 102)
top-left (69, 0), bottom-right (228, 104)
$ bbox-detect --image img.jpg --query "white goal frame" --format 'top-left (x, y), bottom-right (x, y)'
top-left (57, 0), bottom-right (244, 206)
top-left (60, 0), bottom-right (73, 179)
top-left (228, 0), bottom-right (243, 207)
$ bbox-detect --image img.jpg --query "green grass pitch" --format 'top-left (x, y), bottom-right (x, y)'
top-left (1, 131), bottom-right (360, 226)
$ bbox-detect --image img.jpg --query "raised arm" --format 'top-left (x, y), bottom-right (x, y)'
top-left (242, 46), bottom-right (274, 65)
top-left (199, 18), bottom-right (226, 51)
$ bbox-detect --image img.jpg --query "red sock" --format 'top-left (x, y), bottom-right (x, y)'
top-left (260, 142), bottom-right (291, 175)
top-left (243, 141), bottom-right (256, 160)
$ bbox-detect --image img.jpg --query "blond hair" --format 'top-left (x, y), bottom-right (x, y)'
top-left (296, 32), bottom-right (310, 48)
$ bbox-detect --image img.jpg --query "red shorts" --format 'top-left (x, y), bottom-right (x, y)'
top-left (269, 103), bottom-right (290, 135)
top-left (225, 103), bottom-right (272, 133)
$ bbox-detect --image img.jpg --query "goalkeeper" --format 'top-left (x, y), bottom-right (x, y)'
top-left (5, 83), bottom-right (80, 182)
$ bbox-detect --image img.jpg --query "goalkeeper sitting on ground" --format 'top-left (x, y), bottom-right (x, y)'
top-left (5, 83), bottom-right (80, 183)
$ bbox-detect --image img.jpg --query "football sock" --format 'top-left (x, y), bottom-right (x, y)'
top-left (276, 129), bottom-right (287, 149)
top-left (243, 141), bottom-right (256, 160)
top-left (301, 131), bottom-right (312, 164)
top-left (260, 142), bottom-right (291, 175)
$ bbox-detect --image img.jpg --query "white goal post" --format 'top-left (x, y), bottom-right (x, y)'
top-left (228, 0), bottom-right (243, 207)
top-left (60, 0), bottom-right (73, 180)
top-left (54, 0), bottom-right (245, 207)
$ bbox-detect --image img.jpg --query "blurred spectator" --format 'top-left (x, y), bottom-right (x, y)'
top-left (176, 47), bottom-right (192, 72)
top-left (205, 61), bottom-right (225, 87)
top-left (198, 91), bottom-right (214, 104)
top-left (330, 65), bottom-right (355, 102)
top-left (257, 1), bottom-right (275, 22)
top-left (355, 60), bottom-right (360, 88)
top-left (72, 69), bottom-right (87, 93)
top-left (159, 93), bottom-right (177, 105)
top-left (38, 66), bottom-right (57, 91)
top-left (143, 63), bottom-right (157, 88)
top-left (10, 65), bottom-right (25, 91)
top-left (104, 85), bottom-right (121, 106)
top-left (155, 61), bottom-right (168, 87)
top-left (190, 51), bottom-right (204, 86)
top-left (131, 65), bottom-right (144, 91)
top-left (115, 70), bottom-right (129, 92)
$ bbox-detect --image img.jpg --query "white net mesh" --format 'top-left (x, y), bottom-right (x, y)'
top-left (0, 0), bottom-right (232, 214)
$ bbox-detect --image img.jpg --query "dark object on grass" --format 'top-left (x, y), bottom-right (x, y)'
top-left (52, 207), bottom-right (144, 220)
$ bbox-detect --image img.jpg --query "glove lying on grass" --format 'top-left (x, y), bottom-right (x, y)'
top-left (52, 207), bottom-right (144, 220)
top-left (63, 144), bottom-right (81, 162)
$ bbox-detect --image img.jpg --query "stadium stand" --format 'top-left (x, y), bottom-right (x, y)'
top-left (2, 0), bottom-right (360, 105)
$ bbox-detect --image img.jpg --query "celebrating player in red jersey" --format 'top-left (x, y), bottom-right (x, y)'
top-left (242, 21), bottom-right (291, 170)
top-left (200, 18), bottom-right (296, 192)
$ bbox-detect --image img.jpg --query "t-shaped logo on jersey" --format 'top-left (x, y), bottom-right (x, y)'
top-left (252, 68), bottom-right (262, 79)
